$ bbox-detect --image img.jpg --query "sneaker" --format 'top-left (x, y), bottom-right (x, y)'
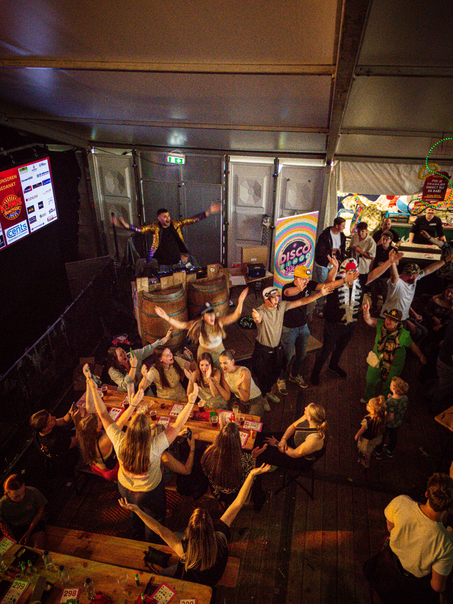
top-left (266, 392), bottom-right (280, 404)
top-left (289, 374), bottom-right (308, 389)
top-left (263, 400), bottom-right (271, 412)
top-left (315, 308), bottom-right (324, 318)
top-left (372, 449), bottom-right (382, 459)
top-left (382, 445), bottom-right (393, 459)
top-left (328, 365), bottom-right (347, 379)
top-left (277, 378), bottom-right (288, 395)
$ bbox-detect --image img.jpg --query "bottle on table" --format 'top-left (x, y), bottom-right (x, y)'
top-left (42, 551), bottom-right (54, 571)
top-left (58, 565), bottom-right (70, 585)
top-left (84, 578), bottom-right (96, 600)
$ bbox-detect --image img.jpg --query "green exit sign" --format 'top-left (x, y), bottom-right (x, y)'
top-left (167, 154), bottom-right (185, 165)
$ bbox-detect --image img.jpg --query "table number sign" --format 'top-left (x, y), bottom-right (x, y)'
top-left (0, 580), bottom-right (29, 604)
top-left (58, 588), bottom-right (80, 604)
top-left (239, 431), bottom-right (249, 448)
top-left (150, 583), bottom-right (176, 604)
top-left (243, 420), bottom-right (263, 432)
top-left (169, 404), bottom-right (185, 417)
top-left (109, 407), bottom-right (123, 421)
top-left (157, 417), bottom-right (170, 428)
top-left (179, 600), bottom-right (197, 604)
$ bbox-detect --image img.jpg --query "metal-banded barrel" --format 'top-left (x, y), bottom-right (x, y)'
top-left (187, 275), bottom-right (229, 320)
top-left (139, 284), bottom-right (187, 350)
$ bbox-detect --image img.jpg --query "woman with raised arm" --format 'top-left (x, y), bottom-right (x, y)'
top-left (118, 463), bottom-right (270, 586)
top-left (90, 374), bottom-right (198, 541)
top-left (107, 330), bottom-right (173, 392)
top-left (185, 352), bottom-right (230, 410)
top-left (139, 346), bottom-right (196, 402)
top-left (154, 287), bottom-right (249, 367)
top-left (218, 349), bottom-right (266, 417)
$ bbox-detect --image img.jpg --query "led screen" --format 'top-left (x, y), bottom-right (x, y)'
top-left (0, 157), bottom-right (57, 250)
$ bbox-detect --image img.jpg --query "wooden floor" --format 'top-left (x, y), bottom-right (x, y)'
top-left (24, 288), bottom-right (453, 604)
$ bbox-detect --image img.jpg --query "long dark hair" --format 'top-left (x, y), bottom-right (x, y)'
top-left (201, 422), bottom-right (243, 490)
top-left (152, 346), bottom-right (185, 389)
top-left (107, 347), bottom-right (128, 376)
top-left (77, 413), bottom-right (103, 465)
top-left (195, 352), bottom-right (215, 387)
top-left (187, 315), bottom-right (225, 343)
top-left (183, 508), bottom-right (218, 571)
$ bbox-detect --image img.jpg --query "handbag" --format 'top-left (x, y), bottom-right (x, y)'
top-left (366, 350), bottom-right (381, 368)
top-left (143, 545), bottom-right (172, 570)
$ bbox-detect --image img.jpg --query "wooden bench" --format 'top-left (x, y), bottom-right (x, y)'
top-left (45, 526), bottom-right (240, 588)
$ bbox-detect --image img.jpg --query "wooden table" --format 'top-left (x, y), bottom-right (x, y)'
top-left (398, 242), bottom-right (442, 263)
top-left (77, 390), bottom-right (260, 451)
top-left (1, 544), bottom-right (212, 604)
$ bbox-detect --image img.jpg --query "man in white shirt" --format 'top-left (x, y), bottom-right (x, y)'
top-left (349, 221), bottom-right (376, 275)
top-left (364, 473), bottom-right (453, 603)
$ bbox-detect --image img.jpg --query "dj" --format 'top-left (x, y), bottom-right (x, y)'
top-left (112, 202), bottom-right (221, 271)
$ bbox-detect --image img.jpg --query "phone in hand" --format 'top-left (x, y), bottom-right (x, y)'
top-left (186, 428), bottom-right (192, 439)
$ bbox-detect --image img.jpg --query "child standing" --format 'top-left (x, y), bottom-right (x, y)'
top-left (355, 396), bottom-right (387, 468)
top-left (373, 377), bottom-right (409, 459)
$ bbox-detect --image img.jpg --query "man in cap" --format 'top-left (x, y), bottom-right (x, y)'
top-left (361, 303), bottom-right (426, 403)
top-left (277, 263), bottom-right (358, 393)
top-left (251, 282), bottom-right (333, 404)
top-left (349, 221), bottom-right (376, 276)
top-left (310, 249), bottom-right (403, 386)
top-left (381, 255), bottom-right (446, 325)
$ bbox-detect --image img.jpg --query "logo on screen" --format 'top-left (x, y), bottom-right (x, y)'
top-left (39, 161), bottom-right (47, 168)
top-left (33, 182), bottom-right (42, 189)
top-left (47, 215), bottom-right (56, 222)
top-left (22, 176), bottom-right (33, 182)
top-left (1, 194), bottom-right (23, 220)
top-left (0, 233), bottom-right (5, 249)
top-left (31, 165), bottom-right (37, 171)
top-left (39, 213), bottom-right (46, 218)
top-left (28, 205), bottom-right (35, 214)
top-left (37, 171), bottom-right (49, 178)
top-left (42, 178), bottom-right (51, 186)
top-left (23, 185), bottom-right (32, 193)
top-left (6, 221), bottom-right (28, 241)
top-left (38, 201), bottom-right (44, 209)
top-left (29, 216), bottom-right (37, 224)
top-left (19, 167), bottom-right (28, 173)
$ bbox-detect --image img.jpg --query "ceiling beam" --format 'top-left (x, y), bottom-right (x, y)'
top-left (356, 65), bottom-right (453, 78)
top-left (325, 0), bottom-right (373, 164)
top-left (0, 114), bottom-right (89, 148)
top-left (0, 58), bottom-right (335, 76)
top-left (341, 127), bottom-right (453, 138)
top-left (5, 114), bottom-right (329, 134)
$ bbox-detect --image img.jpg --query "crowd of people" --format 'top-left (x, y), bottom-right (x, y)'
top-left (1, 208), bottom-right (453, 601)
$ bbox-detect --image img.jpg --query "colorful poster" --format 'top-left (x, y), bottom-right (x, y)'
top-left (273, 212), bottom-right (318, 289)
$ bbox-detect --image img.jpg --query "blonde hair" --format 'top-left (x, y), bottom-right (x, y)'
top-left (187, 316), bottom-right (225, 344)
top-left (305, 403), bottom-right (330, 443)
top-left (120, 414), bottom-right (152, 474)
top-left (77, 414), bottom-right (102, 465)
top-left (366, 396), bottom-right (387, 435)
top-left (390, 377), bottom-right (409, 396)
top-left (183, 508), bottom-right (218, 571)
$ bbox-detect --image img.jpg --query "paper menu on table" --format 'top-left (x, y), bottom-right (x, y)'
top-left (169, 403), bottom-right (185, 417)
top-left (0, 580), bottom-right (29, 604)
top-left (239, 431), bottom-right (249, 448)
top-left (157, 417), bottom-right (170, 428)
top-left (243, 420), bottom-right (263, 432)
top-left (150, 583), bottom-right (176, 604)
top-left (0, 536), bottom-right (15, 555)
top-left (109, 407), bottom-right (123, 421)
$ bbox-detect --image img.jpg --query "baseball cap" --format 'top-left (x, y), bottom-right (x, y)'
top-left (294, 266), bottom-right (312, 279)
top-left (262, 287), bottom-right (279, 300)
top-left (199, 302), bottom-right (216, 316)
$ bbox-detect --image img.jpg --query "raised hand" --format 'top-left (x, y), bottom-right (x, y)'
top-left (327, 254), bottom-right (339, 270)
top-left (250, 463), bottom-right (271, 477)
top-left (251, 444), bottom-right (268, 458)
top-left (320, 283), bottom-right (334, 296)
top-left (345, 270), bottom-right (360, 284)
top-left (362, 298), bottom-right (371, 313)
top-left (265, 435), bottom-right (279, 447)
top-left (83, 363), bottom-right (92, 379)
top-left (141, 364), bottom-right (148, 378)
top-left (184, 368), bottom-right (195, 383)
top-left (155, 306), bottom-right (169, 321)
top-left (238, 286), bottom-right (249, 305)
top-left (118, 498), bottom-right (139, 513)
top-left (389, 249), bottom-right (403, 264)
top-left (188, 383), bottom-right (199, 403)
top-left (252, 308), bottom-right (262, 324)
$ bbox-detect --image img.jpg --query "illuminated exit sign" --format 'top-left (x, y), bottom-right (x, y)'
top-left (167, 153), bottom-right (185, 165)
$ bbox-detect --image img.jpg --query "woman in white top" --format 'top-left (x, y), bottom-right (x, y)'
top-left (91, 375), bottom-right (198, 541)
top-left (218, 349), bottom-right (266, 418)
top-left (154, 287), bottom-right (248, 367)
top-left (139, 346), bottom-right (196, 402)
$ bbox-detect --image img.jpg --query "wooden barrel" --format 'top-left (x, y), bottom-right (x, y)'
top-left (138, 284), bottom-right (187, 350)
top-left (187, 276), bottom-right (229, 320)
